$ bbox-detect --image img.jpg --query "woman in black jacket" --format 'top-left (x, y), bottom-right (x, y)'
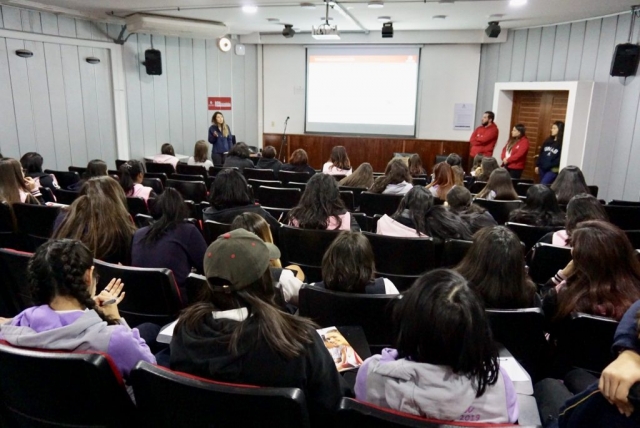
top-left (535, 121), bottom-right (564, 185)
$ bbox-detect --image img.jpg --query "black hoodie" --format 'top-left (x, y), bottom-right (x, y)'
top-left (256, 157), bottom-right (283, 174)
top-left (170, 312), bottom-right (343, 425)
top-left (536, 137), bottom-right (562, 171)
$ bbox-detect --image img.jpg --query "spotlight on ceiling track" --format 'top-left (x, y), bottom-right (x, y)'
top-left (382, 21), bottom-right (393, 38)
top-left (485, 21), bottom-right (501, 38)
top-left (282, 24), bottom-right (296, 38)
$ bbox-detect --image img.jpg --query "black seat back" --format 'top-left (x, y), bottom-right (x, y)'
top-left (339, 186), bottom-right (367, 208)
top-left (609, 200), bottom-right (640, 207)
top-left (68, 166), bottom-right (87, 175)
top-left (145, 162), bottom-right (175, 175)
top-left (340, 190), bottom-right (355, 211)
top-left (412, 177), bottom-right (427, 186)
top-left (528, 243), bottom-right (573, 285)
top-left (359, 192), bottom-right (404, 216)
top-left (142, 177), bottom-right (164, 195)
top-left (506, 222), bottom-right (562, 253)
top-left (130, 361), bottom-right (310, 428)
top-left (44, 169), bottom-right (80, 189)
top-left (0, 248), bottom-right (33, 317)
top-left (185, 273), bottom-right (209, 304)
top-left (115, 159), bottom-right (128, 169)
top-left (468, 181), bottom-right (487, 194)
top-left (0, 202), bottom-right (20, 250)
top-left (134, 214), bottom-right (154, 228)
top-left (54, 188), bottom-right (80, 205)
top-left (285, 181), bottom-right (307, 192)
top-left (587, 185), bottom-right (599, 197)
top-left (473, 199), bottom-right (523, 225)
top-left (166, 179), bottom-right (207, 203)
top-left (257, 186), bottom-right (301, 209)
top-left (563, 312), bottom-right (619, 374)
top-left (94, 260), bottom-right (183, 326)
top-left (171, 173), bottom-right (205, 182)
top-left (298, 284), bottom-right (400, 349)
top-left (248, 179), bottom-right (282, 197)
top-left (363, 232), bottom-right (437, 283)
top-left (144, 172), bottom-right (168, 186)
top-left (203, 220), bottom-right (231, 244)
top-left (13, 203), bottom-right (61, 250)
top-left (126, 196), bottom-right (149, 217)
top-left (279, 226), bottom-right (341, 282)
top-left (625, 230), bottom-right (640, 249)
top-left (441, 239), bottom-right (473, 268)
top-left (176, 163), bottom-right (208, 178)
top-left (0, 342), bottom-right (135, 427)
top-left (603, 205), bottom-right (640, 230)
top-left (278, 170), bottom-right (311, 184)
top-left (209, 166), bottom-right (238, 177)
top-left (516, 182), bottom-right (534, 197)
top-left (244, 168), bottom-right (277, 181)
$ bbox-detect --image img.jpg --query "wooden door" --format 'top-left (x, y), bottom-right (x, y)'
top-left (510, 91), bottom-right (568, 180)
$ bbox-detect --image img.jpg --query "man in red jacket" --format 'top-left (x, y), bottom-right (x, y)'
top-left (469, 111), bottom-right (499, 159)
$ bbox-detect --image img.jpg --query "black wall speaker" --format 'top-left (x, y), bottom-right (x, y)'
top-left (611, 43), bottom-right (640, 77)
top-left (485, 21), bottom-right (501, 38)
top-left (143, 49), bottom-right (162, 76)
top-left (382, 22), bottom-right (393, 38)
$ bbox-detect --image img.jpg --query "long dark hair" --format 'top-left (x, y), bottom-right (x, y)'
top-left (555, 220), bottom-right (640, 321)
top-left (20, 152), bottom-right (44, 174)
top-left (209, 169), bottom-right (252, 210)
top-left (119, 160), bottom-right (145, 195)
top-left (507, 124), bottom-right (526, 151)
top-left (328, 146), bottom-right (351, 171)
top-left (551, 121), bottom-right (565, 146)
top-left (394, 269), bottom-right (499, 397)
top-left (447, 186), bottom-right (487, 215)
top-left (508, 184), bottom-right (565, 227)
top-left (456, 226), bottom-right (536, 309)
top-left (369, 159), bottom-right (411, 194)
top-left (425, 206), bottom-right (473, 241)
top-left (408, 154), bottom-right (426, 176)
top-left (28, 239), bottom-right (117, 325)
top-left (161, 143), bottom-right (175, 156)
top-left (289, 173), bottom-right (346, 230)
top-left (476, 157), bottom-right (499, 182)
top-left (141, 188), bottom-right (188, 244)
top-left (565, 194), bottom-right (608, 237)
top-left (551, 166), bottom-right (590, 205)
top-left (392, 186), bottom-right (433, 236)
top-left (476, 168), bottom-right (518, 200)
top-left (322, 232), bottom-right (375, 293)
top-left (177, 268), bottom-right (317, 359)
top-left (228, 142), bottom-right (251, 159)
top-left (83, 160), bottom-right (108, 180)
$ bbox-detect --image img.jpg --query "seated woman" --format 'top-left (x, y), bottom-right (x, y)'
top-left (446, 186), bottom-right (497, 233)
top-left (19, 152), bottom-right (60, 191)
top-left (543, 220), bottom-right (640, 324)
top-left (426, 162), bottom-right (455, 201)
top-left (153, 143), bottom-right (179, 170)
top-left (256, 145), bottom-right (282, 174)
top-left (131, 188), bottom-right (207, 300)
top-left (230, 212), bottom-right (304, 306)
top-left (187, 140), bottom-right (214, 169)
top-left (508, 184), bottom-right (565, 227)
top-left (203, 169), bottom-right (280, 229)
top-left (68, 159), bottom-right (108, 191)
top-left (170, 229), bottom-right (343, 423)
top-left (0, 239), bottom-right (155, 379)
top-left (53, 177), bottom-right (136, 264)
top-left (356, 269), bottom-right (518, 423)
top-left (470, 154), bottom-right (484, 177)
top-left (314, 231), bottom-right (399, 295)
top-left (446, 153), bottom-right (463, 169)
top-left (0, 157), bottom-right (42, 204)
top-left (456, 226), bottom-right (538, 309)
top-left (543, 193), bottom-right (608, 247)
top-left (451, 165), bottom-right (465, 187)
top-left (280, 149), bottom-right (317, 176)
top-left (475, 167), bottom-right (519, 201)
top-left (288, 173), bottom-right (360, 231)
top-left (476, 156), bottom-right (499, 182)
top-left (551, 165), bottom-right (590, 205)
top-left (408, 154), bottom-right (426, 176)
top-left (223, 142), bottom-right (255, 173)
top-left (322, 146), bottom-right (352, 176)
top-left (369, 159), bottom-right (413, 195)
top-left (119, 160), bottom-right (156, 202)
top-left (339, 162), bottom-right (374, 189)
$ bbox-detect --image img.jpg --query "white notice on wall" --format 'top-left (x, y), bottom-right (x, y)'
top-left (453, 103), bottom-right (475, 131)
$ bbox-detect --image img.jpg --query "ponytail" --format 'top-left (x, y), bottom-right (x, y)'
top-left (119, 160), bottom-right (145, 195)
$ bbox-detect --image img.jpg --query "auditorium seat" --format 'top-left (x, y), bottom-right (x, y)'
top-left (185, 273), bottom-right (209, 304)
top-left (176, 163), bottom-right (209, 178)
top-left (209, 166), bottom-right (238, 177)
top-left (39, 186), bottom-right (56, 203)
top-left (44, 169), bottom-right (80, 190)
top-left (340, 190), bottom-right (355, 211)
top-left (298, 284), bottom-right (400, 351)
top-left (332, 174), bottom-right (347, 182)
top-left (142, 177), bottom-right (164, 195)
top-left (603, 205), bottom-right (640, 230)
top-left (248, 179), bottom-right (282, 198)
top-left (145, 162), bottom-right (175, 175)
top-left (587, 185), bottom-right (599, 198)
top-left (203, 220), bottom-right (231, 244)
top-left (527, 243), bottom-right (572, 286)
top-left (351, 212), bottom-right (368, 232)
top-left (609, 199), bottom-right (640, 207)
top-left (130, 361), bottom-right (310, 428)
top-left (278, 226), bottom-right (341, 283)
top-left (559, 312), bottom-right (619, 374)
top-left (339, 185), bottom-right (367, 208)
top-left (285, 181), bottom-right (307, 192)
top-left (359, 192), bottom-right (404, 217)
top-left (126, 196), bottom-right (149, 217)
top-left (94, 260), bottom-right (183, 326)
top-left (278, 170), bottom-right (311, 184)
top-left (54, 188), bottom-right (80, 205)
top-left (144, 172), bottom-right (169, 186)
top-left (257, 186), bottom-right (301, 209)
top-left (134, 213), bottom-right (154, 228)
top-left (0, 202), bottom-right (20, 250)
top-left (115, 159), bottom-right (128, 169)
top-left (511, 178), bottom-right (534, 186)
top-left (0, 248), bottom-right (33, 317)
top-left (516, 182), bottom-right (534, 197)
top-left (244, 168), bottom-right (277, 181)
top-left (506, 222), bottom-right (562, 253)
top-left (263, 207), bottom-right (290, 223)
top-left (12, 203), bottom-right (61, 250)
top-left (0, 342), bottom-right (136, 427)
top-left (468, 181), bottom-right (487, 194)
top-left (625, 230), bottom-right (640, 249)
top-left (441, 239), bottom-right (473, 268)
top-left (473, 199), bottom-right (523, 225)
top-left (68, 165), bottom-right (87, 176)
top-left (412, 177), bottom-right (427, 186)
top-left (363, 232), bottom-right (437, 291)
top-left (166, 179), bottom-right (208, 203)
top-left (170, 173), bottom-right (205, 183)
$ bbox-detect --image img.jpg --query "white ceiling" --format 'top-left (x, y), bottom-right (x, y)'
top-left (7, 0), bottom-right (638, 34)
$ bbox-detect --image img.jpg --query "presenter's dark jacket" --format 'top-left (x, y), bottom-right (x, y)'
top-left (469, 122), bottom-right (499, 157)
top-left (536, 137), bottom-right (562, 172)
top-left (208, 125), bottom-right (234, 155)
top-left (280, 163), bottom-right (317, 177)
top-left (500, 136), bottom-right (530, 171)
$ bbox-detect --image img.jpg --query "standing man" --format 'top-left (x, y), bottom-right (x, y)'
top-left (469, 111), bottom-right (499, 165)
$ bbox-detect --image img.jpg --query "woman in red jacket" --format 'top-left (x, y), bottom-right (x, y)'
top-left (501, 124), bottom-right (529, 179)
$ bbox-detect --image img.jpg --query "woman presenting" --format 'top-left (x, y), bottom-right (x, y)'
top-left (535, 121), bottom-right (564, 184)
top-left (208, 111), bottom-right (234, 165)
top-left (501, 124), bottom-right (529, 179)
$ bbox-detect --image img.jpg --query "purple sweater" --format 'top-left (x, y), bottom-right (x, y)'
top-left (0, 305), bottom-right (155, 379)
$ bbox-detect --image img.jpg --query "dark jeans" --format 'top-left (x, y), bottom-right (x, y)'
top-left (539, 169), bottom-right (558, 184)
top-left (212, 153), bottom-right (225, 165)
top-left (507, 168), bottom-right (523, 179)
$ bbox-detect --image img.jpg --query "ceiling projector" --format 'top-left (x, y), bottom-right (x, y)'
top-left (312, 23), bottom-right (340, 40)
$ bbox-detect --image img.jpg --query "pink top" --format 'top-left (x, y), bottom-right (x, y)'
top-left (376, 215), bottom-right (427, 238)
top-left (289, 212), bottom-right (352, 231)
top-left (552, 230), bottom-right (569, 247)
top-left (127, 183), bottom-right (153, 201)
top-left (153, 154), bottom-right (179, 169)
top-left (322, 162), bottom-right (352, 176)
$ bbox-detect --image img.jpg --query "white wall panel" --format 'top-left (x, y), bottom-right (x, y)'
top-left (0, 38), bottom-right (20, 158)
top-left (43, 42), bottom-right (72, 169)
top-left (6, 38), bottom-right (36, 153)
top-left (165, 36), bottom-right (183, 154)
top-left (60, 44), bottom-right (89, 166)
top-left (179, 37), bottom-right (195, 155)
top-left (192, 39), bottom-right (208, 144)
top-left (78, 46), bottom-right (102, 162)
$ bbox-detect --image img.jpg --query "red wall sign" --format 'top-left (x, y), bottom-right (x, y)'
top-left (208, 97), bottom-right (232, 110)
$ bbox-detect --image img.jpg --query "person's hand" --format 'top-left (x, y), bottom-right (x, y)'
top-left (24, 176), bottom-right (37, 192)
top-left (213, 131), bottom-right (218, 137)
top-left (0, 317), bottom-right (12, 324)
top-left (599, 350), bottom-right (640, 416)
top-left (285, 264), bottom-right (305, 281)
top-left (560, 260), bottom-right (575, 278)
top-left (535, 167), bottom-right (539, 175)
top-left (503, 158), bottom-right (508, 164)
top-left (94, 278), bottom-right (125, 320)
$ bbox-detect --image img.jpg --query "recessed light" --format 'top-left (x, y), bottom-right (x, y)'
top-left (301, 2), bottom-right (316, 9)
top-left (439, 0), bottom-right (454, 3)
top-left (368, 1), bottom-right (384, 8)
top-left (489, 13), bottom-right (504, 18)
top-left (377, 16), bottom-right (391, 22)
top-left (432, 15), bottom-right (447, 19)
top-left (320, 16), bottom-right (334, 20)
top-left (346, 6), bottom-right (354, 9)
top-left (242, 5), bottom-right (258, 13)
top-left (509, 0), bottom-right (526, 6)
top-left (267, 18), bottom-right (280, 22)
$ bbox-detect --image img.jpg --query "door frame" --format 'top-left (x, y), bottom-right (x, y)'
top-left (491, 81), bottom-right (595, 175)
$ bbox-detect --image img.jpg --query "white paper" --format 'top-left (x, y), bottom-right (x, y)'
top-left (157, 320), bottom-right (178, 344)
top-left (453, 103), bottom-right (475, 130)
top-left (499, 357), bottom-right (530, 382)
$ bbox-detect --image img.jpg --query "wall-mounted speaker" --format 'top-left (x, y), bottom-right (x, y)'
top-left (611, 43), bottom-right (640, 77)
top-left (143, 49), bottom-right (162, 76)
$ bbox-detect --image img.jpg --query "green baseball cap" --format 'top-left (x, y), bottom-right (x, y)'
top-left (203, 229), bottom-right (281, 292)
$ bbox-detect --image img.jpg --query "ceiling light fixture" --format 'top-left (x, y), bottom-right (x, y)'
top-left (242, 5), bottom-right (258, 13)
top-left (267, 18), bottom-right (280, 22)
top-left (509, 0), bottom-right (527, 6)
top-left (368, 1), bottom-right (384, 8)
top-left (377, 16), bottom-right (391, 22)
top-left (489, 13), bottom-right (504, 19)
top-left (301, 2), bottom-right (316, 9)
top-left (320, 16), bottom-right (334, 20)
top-left (439, 0), bottom-right (454, 3)
top-left (432, 15), bottom-right (447, 19)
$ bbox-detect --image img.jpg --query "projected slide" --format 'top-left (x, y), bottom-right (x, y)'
top-left (306, 48), bottom-right (420, 136)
